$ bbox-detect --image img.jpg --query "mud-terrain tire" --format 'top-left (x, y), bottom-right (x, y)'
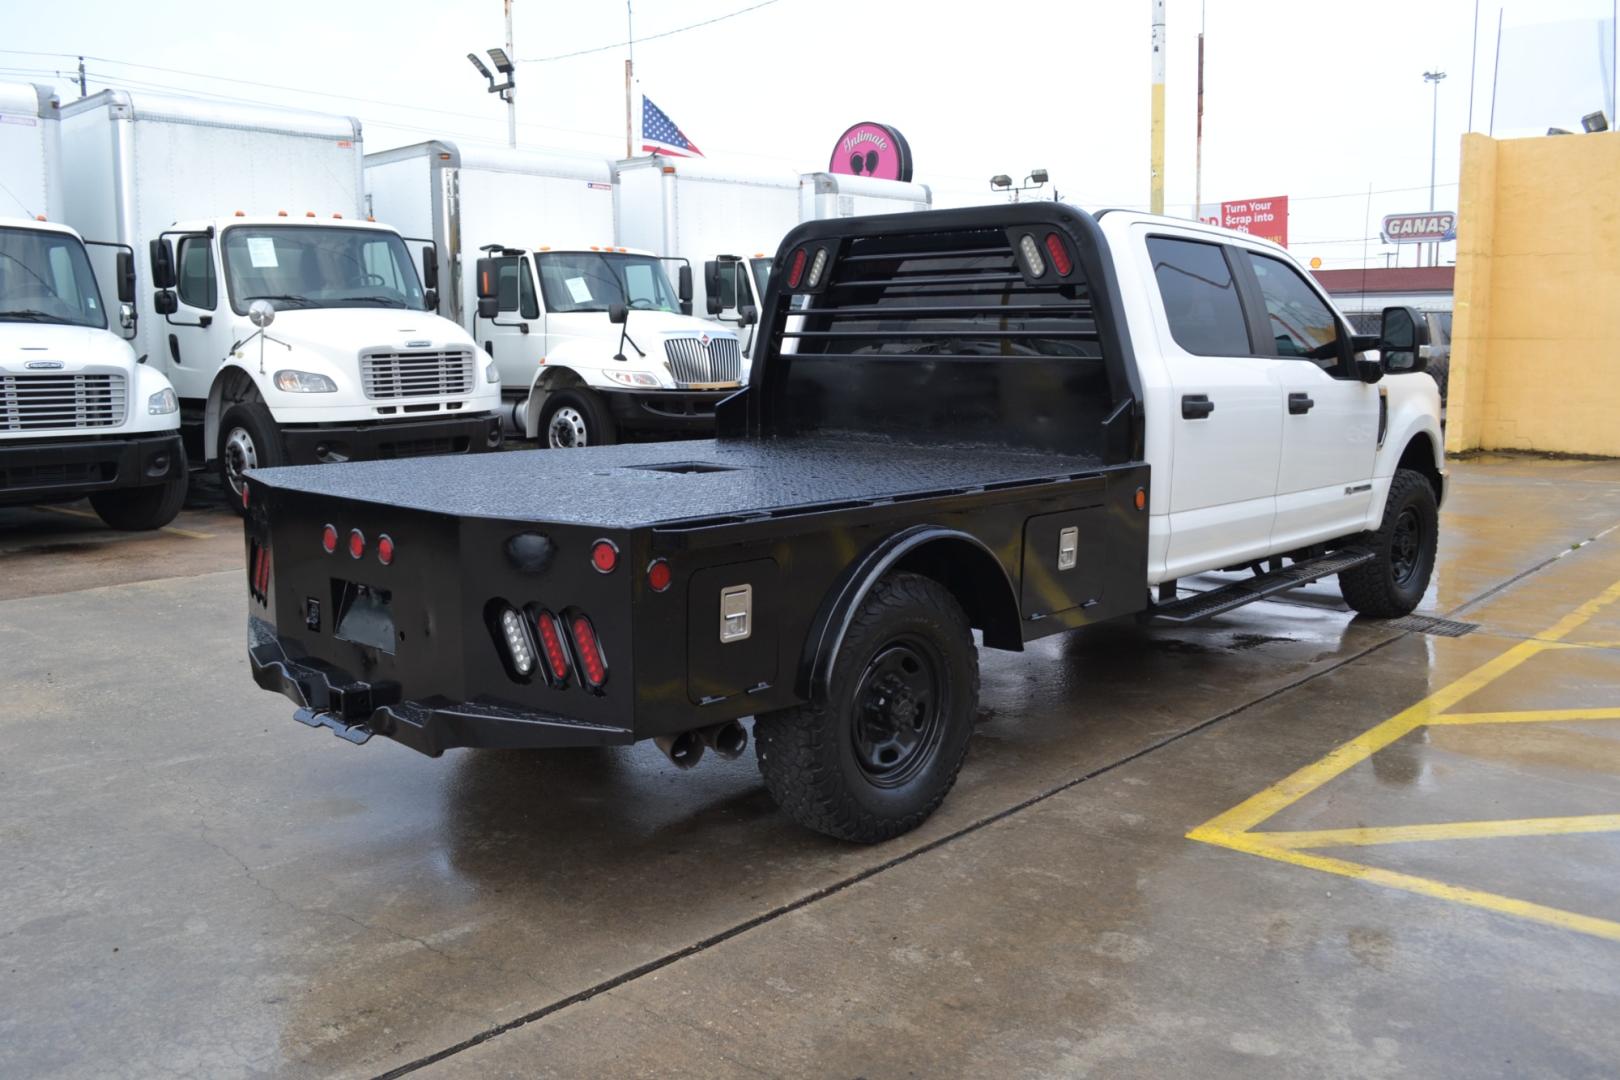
top-left (1339, 468), bottom-right (1438, 617)
top-left (89, 447), bottom-right (189, 531)
top-left (754, 572), bottom-right (979, 843)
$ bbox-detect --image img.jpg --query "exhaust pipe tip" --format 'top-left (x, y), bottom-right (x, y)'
top-left (699, 720), bottom-right (749, 760)
top-left (654, 732), bottom-right (705, 770)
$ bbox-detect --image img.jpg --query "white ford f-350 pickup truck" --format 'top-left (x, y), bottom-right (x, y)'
top-left (241, 204), bottom-right (1444, 842)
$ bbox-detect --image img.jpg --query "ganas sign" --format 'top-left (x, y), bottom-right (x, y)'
top-left (1381, 212), bottom-right (1456, 244)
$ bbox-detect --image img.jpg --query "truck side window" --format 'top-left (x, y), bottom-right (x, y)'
top-left (716, 263), bottom-right (739, 311)
top-left (1147, 237), bottom-right (1251, 356)
top-left (176, 236), bottom-right (217, 311)
top-left (1243, 252), bottom-right (1343, 373)
top-left (494, 257), bottom-right (539, 319)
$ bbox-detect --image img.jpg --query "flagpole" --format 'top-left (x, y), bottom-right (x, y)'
top-left (624, 1), bottom-right (634, 158)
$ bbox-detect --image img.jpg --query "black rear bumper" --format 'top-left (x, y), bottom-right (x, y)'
top-left (0, 431), bottom-right (184, 507)
top-left (279, 413), bottom-right (503, 465)
top-left (601, 388), bottom-right (735, 434)
top-left (247, 616), bottom-right (632, 756)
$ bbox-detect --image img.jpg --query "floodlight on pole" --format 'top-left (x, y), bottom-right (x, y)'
top-left (1028, 168), bottom-right (1049, 185)
top-left (990, 175), bottom-right (1012, 190)
top-left (467, 52), bottom-right (492, 80)
top-left (487, 47), bottom-right (514, 74)
top-left (468, 12), bottom-right (517, 149)
top-left (1423, 69), bottom-right (1446, 266)
top-left (1582, 110), bottom-right (1609, 132)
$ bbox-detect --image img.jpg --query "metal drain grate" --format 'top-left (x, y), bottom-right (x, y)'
top-left (1387, 614), bottom-right (1479, 637)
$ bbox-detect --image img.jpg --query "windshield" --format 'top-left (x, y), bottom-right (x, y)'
top-left (220, 226), bottom-right (426, 314)
top-left (0, 226), bottom-right (107, 328)
top-left (749, 257), bottom-right (773, 306)
top-left (535, 251), bottom-right (681, 314)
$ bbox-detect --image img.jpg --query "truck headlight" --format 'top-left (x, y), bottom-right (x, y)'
top-left (607, 371), bottom-right (662, 388)
top-left (485, 360), bottom-right (500, 384)
top-left (274, 369), bottom-right (338, 393)
top-left (147, 388), bottom-right (178, 415)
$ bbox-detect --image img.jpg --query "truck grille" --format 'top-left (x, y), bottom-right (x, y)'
top-left (1, 372), bottom-right (127, 431)
top-left (663, 336), bottom-right (741, 386)
top-left (360, 350), bottom-right (474, 399)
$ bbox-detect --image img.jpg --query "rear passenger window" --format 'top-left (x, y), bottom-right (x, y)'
top-left (1147, 237), bottom-right (1251, 356)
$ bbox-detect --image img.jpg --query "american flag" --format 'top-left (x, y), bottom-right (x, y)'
top-left (641, 96), bottom-right (704, 158)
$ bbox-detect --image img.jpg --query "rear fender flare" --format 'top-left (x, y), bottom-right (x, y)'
top-left (798, 526), bottom-right (1022, 705)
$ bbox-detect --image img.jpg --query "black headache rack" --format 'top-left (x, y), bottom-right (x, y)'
top-left (719, 201), bottom-right (1144, 464)
top-left (244, 203), bottom-right (1151, 757)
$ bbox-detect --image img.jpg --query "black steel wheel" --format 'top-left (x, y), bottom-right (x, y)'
top-left (1340, 468), bottom-right (1439, 617)
top-left (754, 572), bottom-right (979, 843)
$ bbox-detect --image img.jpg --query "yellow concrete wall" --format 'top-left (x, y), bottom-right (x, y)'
top-left (1447, 130), bottom-right (1620, 457)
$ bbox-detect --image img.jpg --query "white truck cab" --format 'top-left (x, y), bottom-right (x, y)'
top-left (145, 214), bottom-right (498, 501)
top-left (0, 216), bottom-right (187, 528)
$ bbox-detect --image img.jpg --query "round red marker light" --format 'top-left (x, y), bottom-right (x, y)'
top-left (321, 524), bottom-right (338, 554)
top-left (647, 559), bottom-right (672, 592)
top-left (348, 529), bottom-right (365, 560)
top-left (377, 534), bottom-right (395, 566)
top-left (591, 539), bottom-right (618, 574)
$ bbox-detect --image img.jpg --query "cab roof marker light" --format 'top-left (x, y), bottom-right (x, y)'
top-left (805, 247), bottom-right (829, 289)
top-left (1018, 234), bottom-right (1047, 279)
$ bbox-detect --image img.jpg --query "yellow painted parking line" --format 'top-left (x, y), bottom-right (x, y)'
top-left (1259, 814), bottom-right (1620, 850)
top-left (1188, 572), bottom-right (1620, 941)
top-left (1428, 707), bottom-right (1620, 725)
top-left (31, 503), bottom-right (215, 541)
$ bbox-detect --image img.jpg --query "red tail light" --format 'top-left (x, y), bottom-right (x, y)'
top-left (322, 524), bottom-right (338, 554)
top-left (591, 539), bottom-right (618, 574)
top-left (241, 483), bottom-right (249, 509)
top-left (1044, 233), bottom-right (1073, 277)
top-left (534, 609), bottom-right (571, 686)
top-left (348, 529), bottom-right (365, 560)
top-left (646, 558), bottom-right (672, 592)
top-left (786, 247), bottom-right (807, 289)
top-left (377, 534), bottom-right (395, 566)
top-left (568, 612), bottom-right (608, 691)
top-left (248, 540), bottom-right (271, 603)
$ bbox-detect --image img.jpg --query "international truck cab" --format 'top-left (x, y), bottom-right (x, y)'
top-left (145, 215), bottom-right (502, 505)
top-left (0, 217), bottom-right (187, 528)
top-left (472, 244), bottom-right (743, 448)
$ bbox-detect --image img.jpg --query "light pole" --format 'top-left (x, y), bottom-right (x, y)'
top-left (469, 28), bottom-right (517, 148)
top-left (1424, 69), bottom-right (1446, 267)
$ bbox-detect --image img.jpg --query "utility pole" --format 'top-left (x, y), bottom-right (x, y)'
top-left (1424, 69), bottom-right (1446, 267)
top-left (1194, 2), bottom-right (1205, 221)
top-left (1150, 0), bottom-right (1166, 214)
top-left (625, 1), bottom-right (634, 159)
top-left (77, 56), bottom-right (87, 98)
top-left (504, 0), bottom-right (517, 148)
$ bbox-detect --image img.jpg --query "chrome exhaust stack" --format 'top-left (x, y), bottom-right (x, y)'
top-left (654, 731), bottom-right (705, 770)
top-left (698, 719), bottom-right (748, 760)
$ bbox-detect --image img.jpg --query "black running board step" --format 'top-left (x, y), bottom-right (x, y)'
top-left (1146, 548), bottom-right (1375, 625)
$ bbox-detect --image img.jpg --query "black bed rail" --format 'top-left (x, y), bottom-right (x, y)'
top-left (718, 203), bottom-right (1143, 464)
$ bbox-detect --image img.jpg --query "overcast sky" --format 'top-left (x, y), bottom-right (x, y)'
top-left (4, 0), bottom-right (1614, 270)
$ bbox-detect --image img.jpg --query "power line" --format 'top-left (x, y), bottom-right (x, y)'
top-left (518, 0), bottom-right (786, 63)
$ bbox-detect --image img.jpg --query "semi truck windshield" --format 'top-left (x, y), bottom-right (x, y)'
top-left (220, 226), bottom-right (427, 314)
top-left (0, 227), bottom-right (107, 328)
top-left (535, 252), bottom-right (681, 314)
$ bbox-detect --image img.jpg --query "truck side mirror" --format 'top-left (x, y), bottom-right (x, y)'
top-left (474, 256), bottom-right (498, 319)
top-left (1378, 305), bottom-right (1430, 374)
top-left (704, 260), bottom-right (722, 315)
top-left (423, 288), bottom-right (439, 312)
top-left (148, 238), bottom-right (175, 289)
top-left (115, 249), bottom-right (136, 304)
top-left (421, 245), bottom-right (438, 291)
top-left (608, 302), bottom-right (628, 325)
top-left (739, 304), bottom-right (758, 327)
top-left (154, 289), bottom-right (178, 316)
top-left (678, 264), bottom-right (693, 304)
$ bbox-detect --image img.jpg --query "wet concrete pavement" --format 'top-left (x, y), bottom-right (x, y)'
top-left (2, 455), bottom-right (1618, 1078)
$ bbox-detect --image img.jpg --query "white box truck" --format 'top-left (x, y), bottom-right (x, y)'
top-left (366, 140), bottom-right (740, 449)
top-left (615, 157), bottom-right (932, 356)
top-left (1, 82), bottom-right (187, 530)
top-left (60, 90), bottom-right (501, 509)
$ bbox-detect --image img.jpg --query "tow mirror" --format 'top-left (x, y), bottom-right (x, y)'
top-left (115, 250), bottom-right (136, 303)
top-left (739, 304), bottom-right (758, 327)
top-left (148, 237), bottom-right (176, 289)
top-left (421, 245), bottom-right (439, 291)
top-left (474, 256), bottom-right (498, 319)
top-left (608, 302), bottom-right (628, 325)
top-left (703, 260), bottom-right (722, 315)
top-left (153, 289), bottom-right (178, 316)
top-left (1378, 305), bottom-right (1430, 374)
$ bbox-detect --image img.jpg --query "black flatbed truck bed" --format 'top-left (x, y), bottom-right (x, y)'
top-left (243, 203), bottom-right (1154, 842)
